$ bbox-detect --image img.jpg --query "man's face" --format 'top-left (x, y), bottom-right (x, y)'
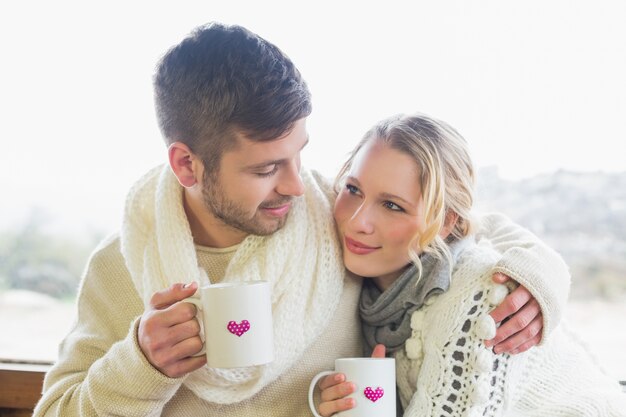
top-left (201, 118), bottom-right (309, 237)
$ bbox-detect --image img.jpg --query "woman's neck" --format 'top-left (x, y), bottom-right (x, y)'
top-left (371, 264), bottom-right (412, 291)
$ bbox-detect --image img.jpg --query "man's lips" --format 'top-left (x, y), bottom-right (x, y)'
top-left (261, 204), bottom-right (291, 217)
top-left (344, 236), bottom-right (379, 255)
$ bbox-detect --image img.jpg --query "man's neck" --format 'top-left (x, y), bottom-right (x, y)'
top-left (183, 191), bottom-right (248, 248)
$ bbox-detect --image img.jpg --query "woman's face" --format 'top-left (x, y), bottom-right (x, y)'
top-left (334, 140), bottom-right (424, 286)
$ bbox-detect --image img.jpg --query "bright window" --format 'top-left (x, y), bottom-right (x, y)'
top-left (1, 2), bottom-right (625, 386)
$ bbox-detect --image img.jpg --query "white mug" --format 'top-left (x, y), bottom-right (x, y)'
top-left (309, 358), bottom-right (396, 417)
top-left (185, 280), bottom-right (273, 368)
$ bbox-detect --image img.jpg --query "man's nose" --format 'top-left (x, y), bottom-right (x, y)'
top-left (276, 161), bottom-right (305, 197)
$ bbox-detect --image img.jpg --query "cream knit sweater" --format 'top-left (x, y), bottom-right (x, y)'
top-left (397, 240), bottom-right (626, 416)
top-left (33, 167), bottom-right (570, 416)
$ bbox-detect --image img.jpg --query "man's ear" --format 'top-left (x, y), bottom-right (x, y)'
top-left (168, 142), bottom-right (201, 188)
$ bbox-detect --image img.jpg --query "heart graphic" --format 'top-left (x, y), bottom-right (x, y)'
top-left (363, 386), bottom-right (384, 402)
top-left (227, 320), bottom-right (251, 337)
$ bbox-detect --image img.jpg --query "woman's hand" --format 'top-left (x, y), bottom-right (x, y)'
top-left (315, 345), bottom-right (386, 416)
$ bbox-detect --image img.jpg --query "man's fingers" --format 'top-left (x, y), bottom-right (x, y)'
top-left (489, 285), bottom-right (533, 324)
top-left (318, 397), bottom-right (356, 417)
top-left (150, 281), bottom-right (198, 309)
top-left (159, 300), bottom-right (199, 327)
top-left (509, 333), bottom-right (542, 355)
top-left (491, 311), bottom-right (543, 354)
top-left (167, 316), bottom-right (202, 342)
top-left (162, 354), bottom-right (207, 379)
top-left (491, 272), bottom-right (510, 284)
top-left (150, 334), bottom-right (204, 371)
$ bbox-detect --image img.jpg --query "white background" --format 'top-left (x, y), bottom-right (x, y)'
top-left (1, 0), bottom-right (625, 236)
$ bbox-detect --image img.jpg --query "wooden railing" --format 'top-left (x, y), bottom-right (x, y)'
top-left (0, 362), bottom-right (50, 417)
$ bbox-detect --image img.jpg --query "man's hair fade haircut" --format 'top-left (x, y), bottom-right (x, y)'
top-left (153, 22), bottom-right (312, 174)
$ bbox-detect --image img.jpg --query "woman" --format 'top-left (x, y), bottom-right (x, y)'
top-left (319, 113), bottom-right (626, 416)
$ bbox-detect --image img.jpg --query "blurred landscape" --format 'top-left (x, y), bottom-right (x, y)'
top-left (475, 167), bottom-right (626, 301)
top-left (1, 168), bottom-right (625, 378)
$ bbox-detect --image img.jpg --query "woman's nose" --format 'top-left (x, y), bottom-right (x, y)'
top-left (348, 203), bottom-right (375, 234)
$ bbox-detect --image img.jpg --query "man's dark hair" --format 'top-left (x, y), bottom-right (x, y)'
top-left (154, 22), bottom-right (312, 173)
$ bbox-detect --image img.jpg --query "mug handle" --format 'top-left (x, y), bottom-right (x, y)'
top-left (182, 297), bottom-right (206, 356)
top-left (308, 370), bottom-right (335, 417)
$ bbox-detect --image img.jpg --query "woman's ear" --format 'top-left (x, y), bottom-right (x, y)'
top-left (168, 142), bottom-right (201, 188)
top-left (440, 210), bottom-right (459, 240)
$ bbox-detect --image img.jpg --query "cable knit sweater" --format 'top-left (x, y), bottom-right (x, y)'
top-left (397, 240), bottom-right (626, 416)
top-left (33, 166), bottom-right (571, 416)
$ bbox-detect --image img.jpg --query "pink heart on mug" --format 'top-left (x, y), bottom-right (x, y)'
top-left (227, 320), bottom-right (251, 337)
top-left (363, 386), bottom-right (384, 402)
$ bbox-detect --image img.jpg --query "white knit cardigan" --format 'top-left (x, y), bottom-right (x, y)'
top-left (397, 240), bottom-right (626, 416)
top-left (120, 164), bottom-right (345, 404)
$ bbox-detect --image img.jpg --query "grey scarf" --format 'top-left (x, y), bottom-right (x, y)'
top-left (359, 238), bottom-right (473, 355)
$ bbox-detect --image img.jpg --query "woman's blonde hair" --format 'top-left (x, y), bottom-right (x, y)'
top-left (335, 113), bottom-right (476, 274)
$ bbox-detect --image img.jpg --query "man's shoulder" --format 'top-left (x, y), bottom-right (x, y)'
top-left (88, 232), bottom-right (126, 270)
top-left (306, 169), bottom-right (336, 204)
top-left (80, 232), bottom-right (137, 300)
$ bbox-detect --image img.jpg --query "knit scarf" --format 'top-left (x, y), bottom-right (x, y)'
top-left (120, 164), bottom-right (345, 404)
top-left (359, 237), bottom-right (473, 355)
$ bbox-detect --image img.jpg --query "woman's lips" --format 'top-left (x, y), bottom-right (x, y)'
top-left (344, 236), bottom-right (379, 255)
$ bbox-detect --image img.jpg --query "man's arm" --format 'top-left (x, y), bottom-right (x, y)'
top-left (33, 236), bottom-right (185, 416)
top-left (476, 212), bottom-right (571, 353)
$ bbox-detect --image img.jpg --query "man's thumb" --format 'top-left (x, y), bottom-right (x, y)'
top-left (150, 281), bottom-right (198, 309)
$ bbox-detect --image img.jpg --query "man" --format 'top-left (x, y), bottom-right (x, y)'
top-left (34, 23), bottom-right (570, 416)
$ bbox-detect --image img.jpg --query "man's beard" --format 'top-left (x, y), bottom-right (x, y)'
top-left (201, 176), bottom-right (292, 236)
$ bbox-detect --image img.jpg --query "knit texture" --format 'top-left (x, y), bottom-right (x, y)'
top-left (119, 164), bottom-right (346, 403)
top-left (475, 212), bottom-right (571, 344)
top-left (397, 241), bottom-right (626, 416)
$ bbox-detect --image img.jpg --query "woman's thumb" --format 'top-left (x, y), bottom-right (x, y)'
top-left (371, 344), bottom-right (386, 358)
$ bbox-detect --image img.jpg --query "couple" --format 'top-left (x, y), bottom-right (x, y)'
top-left (33, 23), bottom-right (624, 416)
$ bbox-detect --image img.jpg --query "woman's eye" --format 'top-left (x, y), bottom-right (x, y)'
top-left (346, 184), bottom-right (359, 194)
top-left (383, 201), bottom-right (404, 212)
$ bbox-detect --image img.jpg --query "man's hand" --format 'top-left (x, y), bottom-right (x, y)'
top-left (486, 273), bottom-right (543, 354)
top-left (138, 282), bottom-right (206, 378)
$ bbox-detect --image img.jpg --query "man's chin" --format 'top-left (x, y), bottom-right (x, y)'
top-left (254, 213), bottom-right (289, 236)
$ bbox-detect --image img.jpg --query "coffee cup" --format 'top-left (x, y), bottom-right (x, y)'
top-left (309, 357), bottom-right (396, 417)
top-left (185, 280), bottom-right (273, 368)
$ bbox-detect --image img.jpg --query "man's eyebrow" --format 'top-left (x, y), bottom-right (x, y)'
top-left (245, 137), bottom-right (310, 170)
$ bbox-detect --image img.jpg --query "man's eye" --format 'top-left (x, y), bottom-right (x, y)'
top-left (256, 165), bottom-right (278, 177)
